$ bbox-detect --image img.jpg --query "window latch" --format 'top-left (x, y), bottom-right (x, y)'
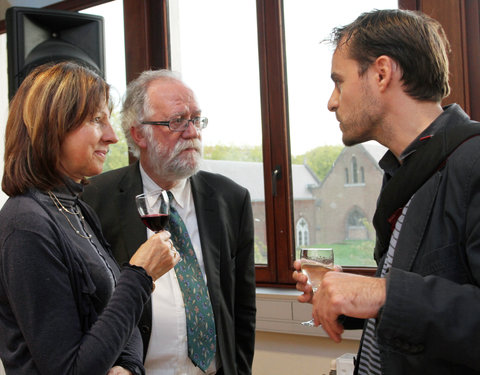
top-left (272, 166), bottom-right (282, 197)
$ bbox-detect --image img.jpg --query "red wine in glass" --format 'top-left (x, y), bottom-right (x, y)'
top-left (135, 190), bottom-right (170, 233)
top-left (141, 214), bottom-right (169, 232)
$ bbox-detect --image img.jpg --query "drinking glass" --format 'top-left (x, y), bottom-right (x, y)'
top-left (135, 190), bottom-right (170, 232)
top-left (299, 248), bottom-right (334, 327)
top-left (135, 189), bottom-right (181, 267)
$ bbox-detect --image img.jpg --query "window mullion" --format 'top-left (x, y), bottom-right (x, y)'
top-left (255, 0), bottom-right (294, 286)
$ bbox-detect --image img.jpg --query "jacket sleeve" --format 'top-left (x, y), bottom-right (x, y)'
top-left (114, 327), bottom-right (145, 375)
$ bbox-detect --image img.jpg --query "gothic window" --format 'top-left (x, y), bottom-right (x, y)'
top-left (296, 218), bottom-right (309, 247)
top-left (352, 156), bottom-right (358, 183)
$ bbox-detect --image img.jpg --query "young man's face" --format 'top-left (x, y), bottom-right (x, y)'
top-left (327, 44), bottom-right (383, 146)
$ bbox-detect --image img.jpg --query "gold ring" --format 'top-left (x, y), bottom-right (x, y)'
top-left (168, 239), bottom-right (174, 251)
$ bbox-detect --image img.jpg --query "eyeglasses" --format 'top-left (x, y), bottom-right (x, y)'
top-left (140, 117), bottom-right (208, 132)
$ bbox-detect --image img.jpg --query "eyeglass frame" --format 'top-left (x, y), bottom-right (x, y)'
top-left (140, 117), bottom-right (208, 132)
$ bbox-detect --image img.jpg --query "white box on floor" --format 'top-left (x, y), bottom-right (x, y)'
top-left (336, 353), bottom-right (355, 375)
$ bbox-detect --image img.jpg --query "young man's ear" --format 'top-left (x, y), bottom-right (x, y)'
top-left (374, 55), bottom-right (399, 92)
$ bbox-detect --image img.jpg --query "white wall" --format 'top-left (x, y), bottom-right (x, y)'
top-left (253, 331), bottom-right (358, 375)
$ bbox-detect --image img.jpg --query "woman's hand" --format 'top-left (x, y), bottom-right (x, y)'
top-left (129, 230), bottom-right (180, 281)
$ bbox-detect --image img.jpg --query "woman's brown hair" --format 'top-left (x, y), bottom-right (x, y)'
top-left (2, 61), bottom-right (110, 196)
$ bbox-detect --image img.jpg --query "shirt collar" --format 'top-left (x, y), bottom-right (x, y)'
top-left (139, 162), bottom-right (190, 209)
top-left (379, 105), bottom-right (451, 177)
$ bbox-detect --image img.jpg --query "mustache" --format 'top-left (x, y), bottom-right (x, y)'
top-left (173, 139), bottom-right (202, 155)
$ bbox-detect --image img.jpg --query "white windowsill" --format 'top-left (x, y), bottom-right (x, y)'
top-left (255, 287), bottom-right (362, 341)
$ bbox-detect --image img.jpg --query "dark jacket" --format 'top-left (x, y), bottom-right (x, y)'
top-left (355, 104), bottom-right (480, 374)
top-left (82, 162), bottom-right (256, 375)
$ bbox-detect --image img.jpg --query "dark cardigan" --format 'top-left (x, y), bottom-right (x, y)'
top-left (0, 184), bottom-right (151, 374)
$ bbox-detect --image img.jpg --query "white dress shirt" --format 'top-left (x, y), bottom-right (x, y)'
top-left (140, 165), bottom-right (217, 375)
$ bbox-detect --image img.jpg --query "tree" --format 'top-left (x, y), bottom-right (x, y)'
top-left (203, 144), bottom-right (263, 162)
top-left (292, 145), bottom-right (343, 181)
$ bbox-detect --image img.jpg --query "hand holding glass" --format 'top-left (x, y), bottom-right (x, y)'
top-left (299, 248), bottom-right (334, 327)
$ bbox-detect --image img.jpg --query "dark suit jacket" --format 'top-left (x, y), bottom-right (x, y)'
top-left (355, 105), bottom-right (480, 374)
top-left (82, 161), bottom-right (256, 375)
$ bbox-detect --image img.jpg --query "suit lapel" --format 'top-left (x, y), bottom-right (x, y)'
top-left (191, 173), bottom-right (222, 309)
top-left (118, 162), bottom-right (147, 259)
top-left (392, 172), bottom-right (441, 271)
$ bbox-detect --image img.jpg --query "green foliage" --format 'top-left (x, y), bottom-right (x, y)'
top-left (292, 145), bottom-right (343, 181)
top-left (254, 236), bottom-right (268, 264)
top-left (203, 144), bottom-right (263, 162)
top-left (103, 110), bottom-right (129, 172)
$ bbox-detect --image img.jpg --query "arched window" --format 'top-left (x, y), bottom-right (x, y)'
top-left (361, 166), bottom-right (365, 183)
top-left (296, 217), bottom-right (309, 247)
top-left (346, 207), bottom-right (368, 240)
top-left (352, 156), bottom-right (358, 183)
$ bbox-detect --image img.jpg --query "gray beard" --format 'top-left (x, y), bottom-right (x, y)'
top-left (146, 138), bottom-right (202, 181)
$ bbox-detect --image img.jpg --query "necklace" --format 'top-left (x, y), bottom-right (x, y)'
top-left (48, 191), bottom-right (92, 239)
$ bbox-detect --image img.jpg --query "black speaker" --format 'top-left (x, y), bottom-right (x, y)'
top-left (6, 6), bottom-right (105, 101)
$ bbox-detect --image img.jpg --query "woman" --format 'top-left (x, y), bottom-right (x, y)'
top-left (0, 62), bottom-right (178, 374)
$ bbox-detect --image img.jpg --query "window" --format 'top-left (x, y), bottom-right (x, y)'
top-left (3, 0), bottom-right (479, 285)
top-left (168, 0), bottom-right (268, 266)
top-left (347, 208), bottom-right (368, 241)
top-left (81, 0), bottom-right (128, 171)
top-left (285, 0), bottom-right (396, 273)
top-left (296, 217), bottom-right (309, 248)
top-left (352, 156), bottom-right (359, 183)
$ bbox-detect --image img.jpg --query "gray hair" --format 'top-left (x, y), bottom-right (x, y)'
top-left (121, 69), bottom-right (183, 158)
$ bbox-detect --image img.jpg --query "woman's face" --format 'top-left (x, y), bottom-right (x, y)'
top-left (59, 102), bottom-right (118, 182)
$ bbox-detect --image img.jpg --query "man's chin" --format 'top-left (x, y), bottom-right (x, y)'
top-left (342, 133), bottom-right (369, 147)
top-left (171, 155), bottom-right (201, 178)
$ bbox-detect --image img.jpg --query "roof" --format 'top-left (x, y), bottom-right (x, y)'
top-left (199, 159), bottom-right (319, 201)
top-left (362, 141), bottom-right (388, 163)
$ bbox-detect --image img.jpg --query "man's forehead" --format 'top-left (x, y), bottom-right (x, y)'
top-left (148, 81), bottom-right (197, 107)
top-left (331, 45), bottom-right (359, 70)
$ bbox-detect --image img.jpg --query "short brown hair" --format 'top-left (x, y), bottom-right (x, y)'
top-left (331, 9), bottom-right (451, 102)
top-left (2, 61), bottom-right (110, 196)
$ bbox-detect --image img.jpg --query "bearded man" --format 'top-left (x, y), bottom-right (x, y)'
top-left (82, 70), bottom-right (256, 375)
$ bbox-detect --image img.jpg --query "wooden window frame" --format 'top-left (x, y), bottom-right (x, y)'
top-left (3, 0), bottom-right (479, 286)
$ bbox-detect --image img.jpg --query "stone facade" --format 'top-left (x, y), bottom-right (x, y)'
top-left (202, 142), bottom-right (386, 256)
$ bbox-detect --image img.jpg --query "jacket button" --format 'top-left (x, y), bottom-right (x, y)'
top-left (140, 325), bottom-right (150, 334)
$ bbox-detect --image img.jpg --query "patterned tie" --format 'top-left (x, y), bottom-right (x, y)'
top-left (166, 191), bottom-right (216, 372)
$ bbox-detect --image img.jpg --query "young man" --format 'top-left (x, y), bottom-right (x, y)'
top-left (83, 70), bottom-right (256, 375)
top-left (294, 9), bottom-right (480, 374)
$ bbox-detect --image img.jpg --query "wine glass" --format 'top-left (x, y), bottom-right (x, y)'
top-left (135, 189), bottom-right (170, 233)
top-left (299, 247), bottom-right (334, 327)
